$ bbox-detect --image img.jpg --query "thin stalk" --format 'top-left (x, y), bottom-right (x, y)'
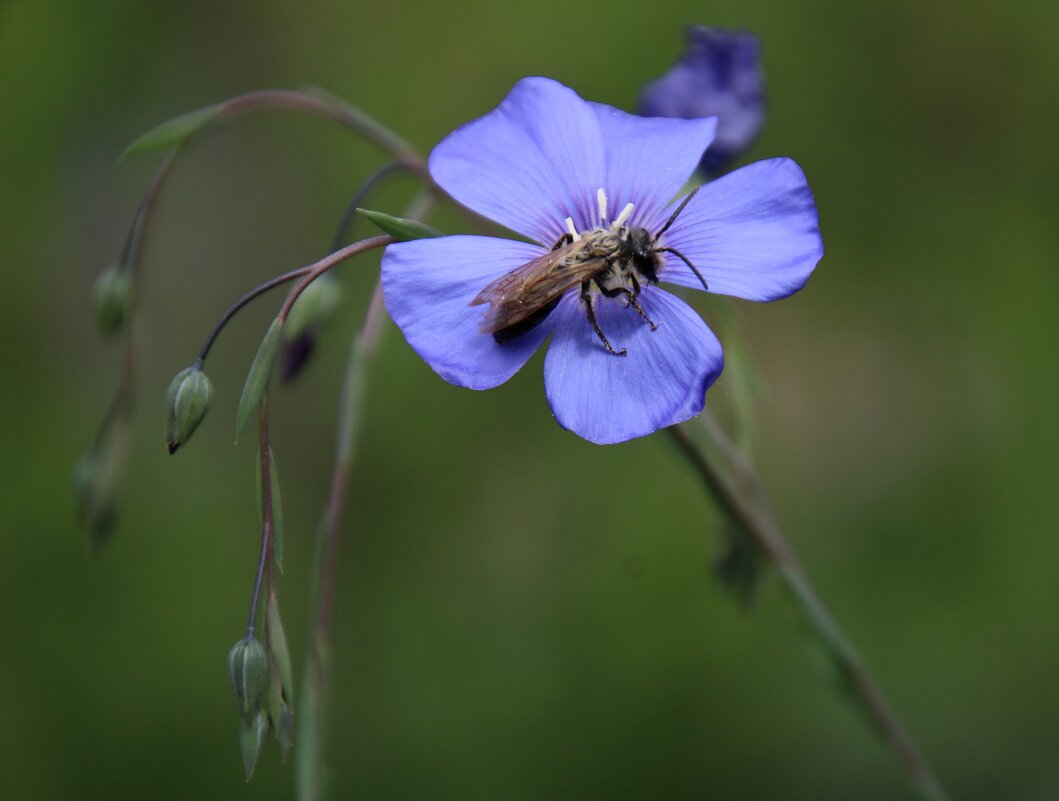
top-left (330, 162), bottom-right (408, 252)
top-left (189, 233), bottom-right (391, 372)
top-left (196, 266), bottom-right (315, 365)
top-left (217, 89), bottom-right (423, 174)
top-left (667, 419), bottom-right (949, 801)
top-left (276, 235), bottom-right (394, 322)
top-left (90, 149), bottom-right (179, 454)
top-left (86, 87), bottom-right (432, 536)
top-left (247, 392), bottom-right (275, 634)
top-left (298, 191), bottom-right (434, 801)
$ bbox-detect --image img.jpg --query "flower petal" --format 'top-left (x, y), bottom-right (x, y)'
top-left (543, 288), bottom-right (723, 444)
top-left (381, 235), bottom-right (552, 389)
top-left (590, 102), bottom-right (716, 228)
top-left (429, 77), bottom-right (606, 245)
top-left (653, 158), bottom-right (823, 301)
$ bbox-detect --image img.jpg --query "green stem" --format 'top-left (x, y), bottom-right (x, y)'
top-left (276, 235), bottom-right (393, 322)
top-left (91, 149), bottom-right (179, 452)
top-left (215, 88), bottom-right (425, 176)
top-left (667, 418), bottom-right (950, 801)
top-left (85, 87), bottom-right (434, 540)
top-left (247, 391), bottom-right (275, 635)
top-left (298, 191), bottom-right (434, 801)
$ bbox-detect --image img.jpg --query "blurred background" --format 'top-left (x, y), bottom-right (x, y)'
top-left (2, 0), bottom-right (1057, 799)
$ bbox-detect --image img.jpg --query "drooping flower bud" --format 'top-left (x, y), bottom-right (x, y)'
top-left (284, 273), bottom-right (342, 341)
top-left (72, 454), bottom-right (118, 548)
top-left (639, 27), bottom-right (765, 176)
top-left (92, 264), bottom-right (131, 338)
top-left (227, 635), bottom-right (268, 719)
top-left (279, 273), bottom-right (342, 383)
top-left (164, 366), bottom-right (212, 454)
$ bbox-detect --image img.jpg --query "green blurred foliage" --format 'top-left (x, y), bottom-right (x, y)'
top-left (1, 0), bottom-right (1057, 799)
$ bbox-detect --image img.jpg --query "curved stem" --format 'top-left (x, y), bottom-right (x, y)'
top-left (276, 235), bottom-right (393, 322)
top-left (186, 234), bottom-right (391, 374)
top-left (329, 162), bottom-right (408, 252)
top-left (89, 149), bottom-right (179, 457)
top-left (90, 87), bottom-right (429, 466)
top-left (667, 420), bottom-right (949, 801)
top-left (196, 266), bottom-right (314, 365)
top-left (217, 89), bottom-right (424, 174)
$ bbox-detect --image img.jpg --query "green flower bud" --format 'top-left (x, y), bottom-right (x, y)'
top-left (227, 635), bottom-right (268, 719)
top-left (93, 264), bottom-right (131, 338)
top-left (239, 708), bottom-right (269, 781)
top-left (165, 366), bottom-right (212, 454)
top-left (283, 273), bottom-right (342, 341)
top-left (72, 455), bottom-right (118, 549)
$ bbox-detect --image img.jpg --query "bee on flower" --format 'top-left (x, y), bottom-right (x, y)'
top-left (381, 77), bottom-right (822, 444)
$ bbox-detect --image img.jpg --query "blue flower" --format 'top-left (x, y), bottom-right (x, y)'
top-left (639, 27), bottom-right (765, 176)
top-left (381, 77), bottom-right (821, 444)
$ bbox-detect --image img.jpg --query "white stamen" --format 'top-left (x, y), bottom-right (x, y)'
top-left (613, 202), bottom-right (635, 230)
top-left (564, 216), bottom-right (581, 241)
top-left (597, 188), bottom-right (608, 223)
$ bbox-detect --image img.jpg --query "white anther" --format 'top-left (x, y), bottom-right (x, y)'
top-left (597, 188), bottom-right (608, 223)
top-left (612, 202), bottom-right (635, 230)
top-left (565, 216), bottom-right (581, 241)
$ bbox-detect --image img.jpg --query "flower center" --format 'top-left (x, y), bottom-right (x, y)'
top-left (563, 188), bottom-right (634, 242)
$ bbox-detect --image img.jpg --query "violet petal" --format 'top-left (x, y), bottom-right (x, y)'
top-left (543, 288), bottom-right (724, 444)
top-left (429, 77), bottom-right (605, 245)
top-left (382, 235), bottom-right (553, 389)
top-left (653, 158), bottom-right (823, 301)
top-left (589, 102), bottom-right (717, 229)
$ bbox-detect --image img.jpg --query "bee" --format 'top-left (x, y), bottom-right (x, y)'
top-left (470, 187), bottom-right (709, 356)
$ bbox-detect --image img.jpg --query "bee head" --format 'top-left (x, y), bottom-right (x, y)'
top-left (624, 226), bottom-right (654, 260)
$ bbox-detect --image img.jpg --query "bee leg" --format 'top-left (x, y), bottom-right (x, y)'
top-left (580, 282), bottom-right (626, 357)
top-left (621, 289), bottom-right (658, 331)
top-left (551, 232), bottom-right (574, 251)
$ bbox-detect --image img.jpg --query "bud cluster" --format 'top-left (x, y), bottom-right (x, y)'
top-left (226, 596), bottom-right (296, 781)
top-left (227, 635), bottom-right (270, 780)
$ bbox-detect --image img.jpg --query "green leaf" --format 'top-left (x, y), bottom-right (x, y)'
top-left (357, 208), bottom-right (441, 242)
top-left (265, 596), bottom-right (293, 699)
top-left (256, 446), bottom-right (285, 572)
top-left (264, 596), bottom-right (295, 762)
top-left (236, 318), bottom-right (283, 439)
top-left (120, 105), bottom-right (220, 161)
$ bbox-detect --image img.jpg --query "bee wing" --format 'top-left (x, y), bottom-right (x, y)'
top-left (471, 242), bottom-right (607, 334)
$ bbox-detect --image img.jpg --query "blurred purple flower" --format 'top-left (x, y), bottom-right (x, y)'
top-left (381, 77), bottom-right (821, 444)
top-left (639, 27), bottom-right (765, 176)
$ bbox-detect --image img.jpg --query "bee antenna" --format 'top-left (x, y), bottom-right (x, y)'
top-left (657, 247), bottom-right (709, 292)
top-left (655, 186), bottom-right (700, 238)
